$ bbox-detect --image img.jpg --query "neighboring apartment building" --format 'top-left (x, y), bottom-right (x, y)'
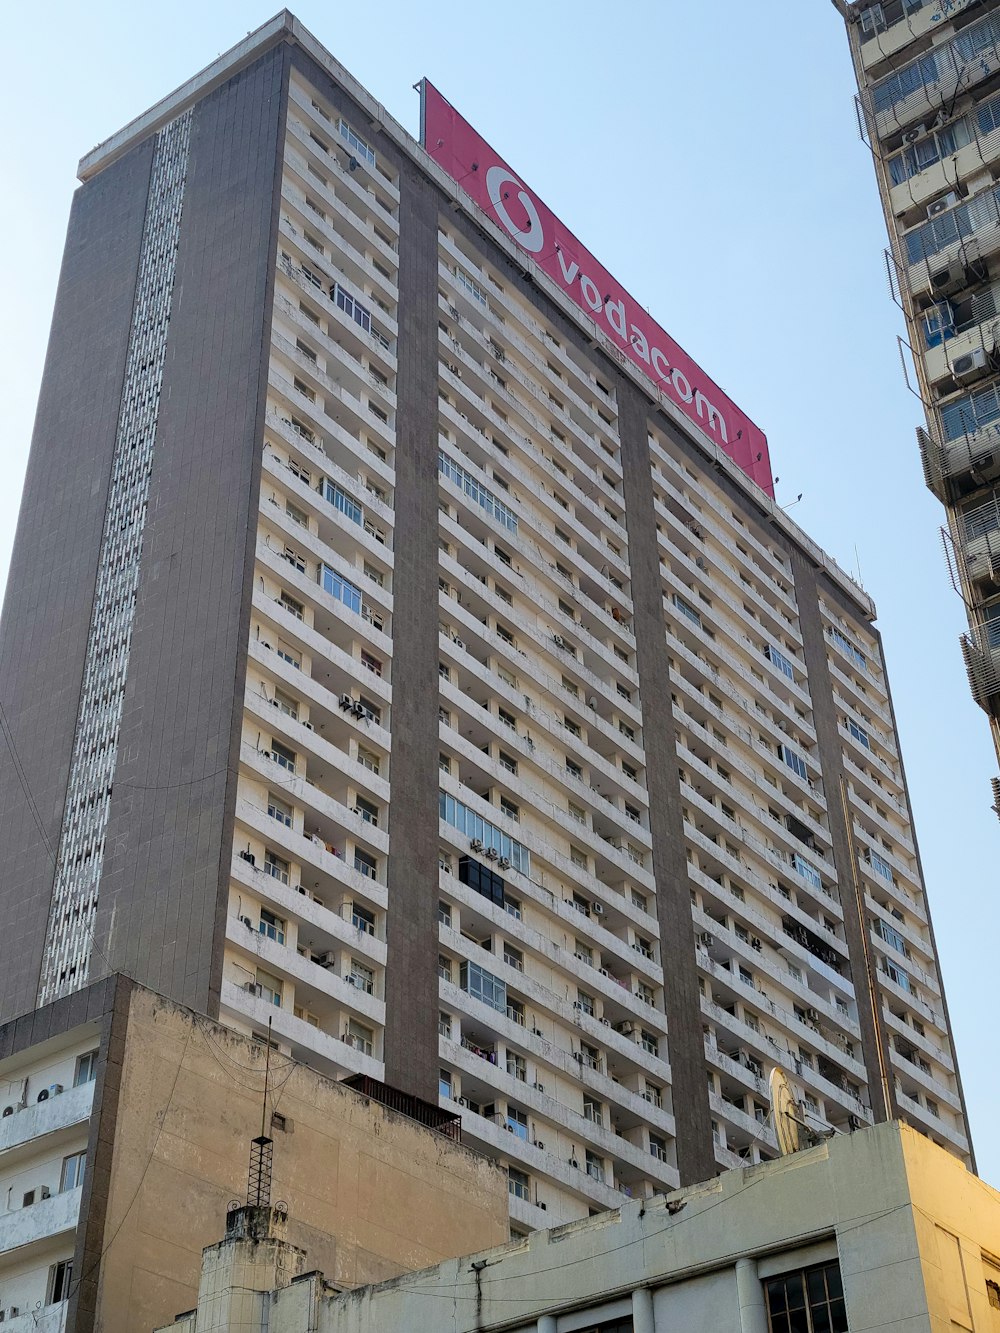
top-left (157, 1121), bottom-right (1000, 1333)
top-left (0, 978), bottom-right (508, 1331)
top-left (834, 0), bottom-right (1000, 806)
top-left (0, 9), bottom-right (972, 1237)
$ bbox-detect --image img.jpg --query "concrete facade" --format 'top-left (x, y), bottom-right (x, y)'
top-left (157, 1121), bottom-right (1000, 1333)
top-left (0, 8), bottom-right (973, 1235)
top-left (0, 980), bottom-right (508, 1333)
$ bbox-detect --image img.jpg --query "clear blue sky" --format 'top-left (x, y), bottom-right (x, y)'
top-left (0, 2), bottom-right (995, 1185)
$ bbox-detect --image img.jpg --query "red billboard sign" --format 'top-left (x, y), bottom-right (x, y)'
top-left (421, 81), bottom-right (774, 497)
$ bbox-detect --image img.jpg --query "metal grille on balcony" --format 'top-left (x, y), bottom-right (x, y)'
top-left (918, 421), bottom-right (1000, 501)
top-left (961, 632), bottom-right (1000, 712)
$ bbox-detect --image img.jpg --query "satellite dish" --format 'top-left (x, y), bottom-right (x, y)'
top-left (768, 1066), bottom-right (802, 1156)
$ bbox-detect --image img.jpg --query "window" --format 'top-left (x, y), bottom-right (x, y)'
top-left (792, 853), bottom-right (822, 890)
top-left (640, 1029), bottom-right (659, 1056)
top-left (577, 989), bottom-right (595, 1016)
top-left (439, 792), bottom-right (530, 872)
top-left (279, 590), bottom-right (304, 620)
top-left (267, 794), bottom-right (293, 828)
top-left (350, 959), bottom-right (375, 994)
top-left (354, 848), bottom-right (378, 880)
top-left (256, 968), bottom-right (283, 1007)
top-left (352, 903), bottom-right (376, 935)
top-left (500, 795), bottom-right (520, 822)
top-left (883, 958), bottom-right (912, 992)
top-left (765, 643), bottom-right (795, 680)
top-left (867, 849), bottom-right (894, 883)
top-left (507, 1106), bottom-right (528, 1139)
top-left (321, 563), bottom-right (363, 615)
top-left (354, 796), bottom-right (380, 827)
top-left (847, 717), bottom-right (870, 750)
top-left (339, 117), bottom-right (376, 165)
top-left (461, 960), bottom-right (507, 1012)
top-left (780, 744), bottom-right (808, 781)
top-left (276, 641), bottom-right (301, 670)
top-left (438, 953), bottom-right (453, 982)
top-left (506, 1050), bottom-right (527, 1081)
top-left (48, 1259), bottom-right (74, 1305)
top-left (259, 908), bottom-right (285, 945)
top-left (877, 918), bottom-right (907, 954)
top-left (332, 280), bottom-right (372, 333)
top-left (583, 1096), bottom-right (604, 1126)
top-left (60, 1151), bottom-right (86, 1193)
top-left (345, 1019), bottom-right (374, 1056)
top-left (829, 626), bottom-right (867, 672)
top-left (508, 1166), bottom-right (530, 1200)
top-left (455, 266), bottom-right (488, 306)
top-left (264, 849), bottom-right (290, 884)
top-left (273, 689), bottom-right (299, 720)
top-left (439, 449), bottom-right (518, 532)
top-left (650, 1133), bottom-right (668, 1162)
top-left (585, 1149), bottom-right (605, 1183)
top-left (764, 1261), bottom-right (847, 1333)
top-left (74, 1051), bottom-right (98, 1087)
top-left (270, 739), bottom-right (296, 773)
top-left (323, 477), bottom-right (363, 525)
top-left (672, 592), bottom-right (701, 627)
top-left (503, 943), bottom-right (524, 972)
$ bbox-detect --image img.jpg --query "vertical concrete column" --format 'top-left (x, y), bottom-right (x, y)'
top-left (632, 1285), bottom-right (656, 1333)
top-left (736, 1257), bottom-right (768, 1333)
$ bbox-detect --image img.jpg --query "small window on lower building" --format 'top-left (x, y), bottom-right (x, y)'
top-left (60, 1151), bottom-right (86, 1193)
top-left (48, 1258), bottom-right (73, 1305)
top-left (507, 1166), bottom-right (530, 1200)
top-left (73, 1051), bottom-right (99, 1087)
top-left (764, 1261), bottom-right (847, 1333)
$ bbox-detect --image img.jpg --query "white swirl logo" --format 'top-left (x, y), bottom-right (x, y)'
top-left (486, 166), bottom-right (544, 253)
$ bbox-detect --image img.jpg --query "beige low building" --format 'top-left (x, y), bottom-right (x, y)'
top-left (158, 1120), bottom-right (1000, 1333)
top-left (0, 977), bottom-right (508, 1331)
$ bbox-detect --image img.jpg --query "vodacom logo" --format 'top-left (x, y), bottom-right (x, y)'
top-left (485, 166), bottom-right (544, 254)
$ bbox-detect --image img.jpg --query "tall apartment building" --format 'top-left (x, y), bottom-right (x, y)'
top-left (835, 0), bottom-right (1000, 807)
top-left (0, 11), bottom-right (973, 1235)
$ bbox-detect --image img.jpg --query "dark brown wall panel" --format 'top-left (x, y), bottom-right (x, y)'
top-left (92, 48), bottom-right (287, 1013)
top-left (0, 147), bottom-right (153, 1023)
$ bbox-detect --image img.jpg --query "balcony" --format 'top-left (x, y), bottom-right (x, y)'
top-left (961, 631), bottom-right (1000, 715)
top-left (0, 1186), bottom-right (82, 1255)
top-left (0, 1080), bottom-right (94, 1155)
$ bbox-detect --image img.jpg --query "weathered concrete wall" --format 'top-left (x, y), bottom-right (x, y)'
top-left (94, 986), bottom-right (508, 1333)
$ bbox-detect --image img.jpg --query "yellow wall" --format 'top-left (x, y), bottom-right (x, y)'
top-left (94, 988), bottom-right (508, 1332)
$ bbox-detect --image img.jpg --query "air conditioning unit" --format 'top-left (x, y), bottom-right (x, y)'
top-left (600, 1017), bottom-right (611, 1026)
top-left (927, 192), bottom-right (959, 219)
top-left (553, 634), bottom-right (566, 649)
top-left (617, 1021), bottom-right (635, 1036)
top-left (350, 703), bottom-right (366, 718)
top-left (599, 967), bottom-right (610, 977)
top-left (930, 260), bottom-right (967, 296)
top-left (346, 974), bottom-right (358, 986)
top-left (568, 1157), bottom-right (579, 1168)
top-left (572, 1050), bottom-right (585, 1062)
top-left (470, 838), bottom-right (484, 852)
top-left (36, 1089), bottom-right (50, 1103)
top-left (497, 857), bottom-right (511, 870)
top-left (902, 125), bottom-right (923, 146)
top-left (699, 932), bottom-right (715, 947)
top-left (751, 937), bottom-right (763, 951)
top-left (240, 850), bottom-right (256, 866)
top-left (456, 1096), bottom-right (468, 1107)
top-left (805, 1007), bottom-right (820, 1023)
top-left (484, 848), bottom-right (499, 861)
top-left (574, 953), bottom-right (587, 963)
top-left (951, 347), bottom-right (990, 384)
top-left (537, 1200), bottom-right (547, 1210)
top-left (240, 916), bottom-right (254, 929)
top-left (315, 952), bottom-right (337, 969)
top-left (244, 982), bottom-right (263, 997)
top-left (591, 901), bottom-right (605, 915)
top-left (22, 1187), bottom-right (50, 1207)
top-left (303, 721), bottom-right (314, 731)
top-left (532, 1081), bottom-right (545, 1093)
top-left (531, 1029), bottom-right (544, 1039)
top-left (339, 694), bottom-right (353, 710)
top-left (533, 1138), bottom-right (545, 1149)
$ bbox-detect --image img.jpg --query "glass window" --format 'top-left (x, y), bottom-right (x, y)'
top-left (320, 563), bottom-right (363, 615)
top-left (877, 918), bottom-right (907, 954)
top-left (323, 478), bottom-right (363, 525)
top-left (672, 592), bottom-right (701, 627)
top-left (460, 961), bottom-right (507, 1013)
top-left (507, 1167), bottom-right (530, 1200)
top-left (73, 1051), bottom-right (99, 1087)
top-left (267, 794), bottom-right (293, 827)
top-left (438, 449), bottom-right (518, 532)
top-left (765, 643), bottom-right (795, 679)
top-left (264, 850), bottom-right (289, 884)
top-left (779, 744), bottom-right (808, 781)
top-left (764, 1260), bottom-right (847, 1333)
top-left (332, 281), bottom-right (373, 333)
top-left (48, 1260), bottom-right (73, 1305)
top-left (60, 1151), bottom-right (86, 1193)
top-left (792, 853), bottom-right (822, 890)
top-left (506, 1106), bottom-right (528, 1139)
top-left (439, 792), bottom-right (530, 873)
top-left (847, 718), bottom-right (870, 750)
top-left (259, 908), bottom-right (285, 945)
top-left (439, 1068), bottom-right (453, 1099)
top-left (352, 903), bottom-right (376, 935)
top-left (354, 848), bottom-right (378, 880)
top-left (338, 117), bottom-right (376, 166)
